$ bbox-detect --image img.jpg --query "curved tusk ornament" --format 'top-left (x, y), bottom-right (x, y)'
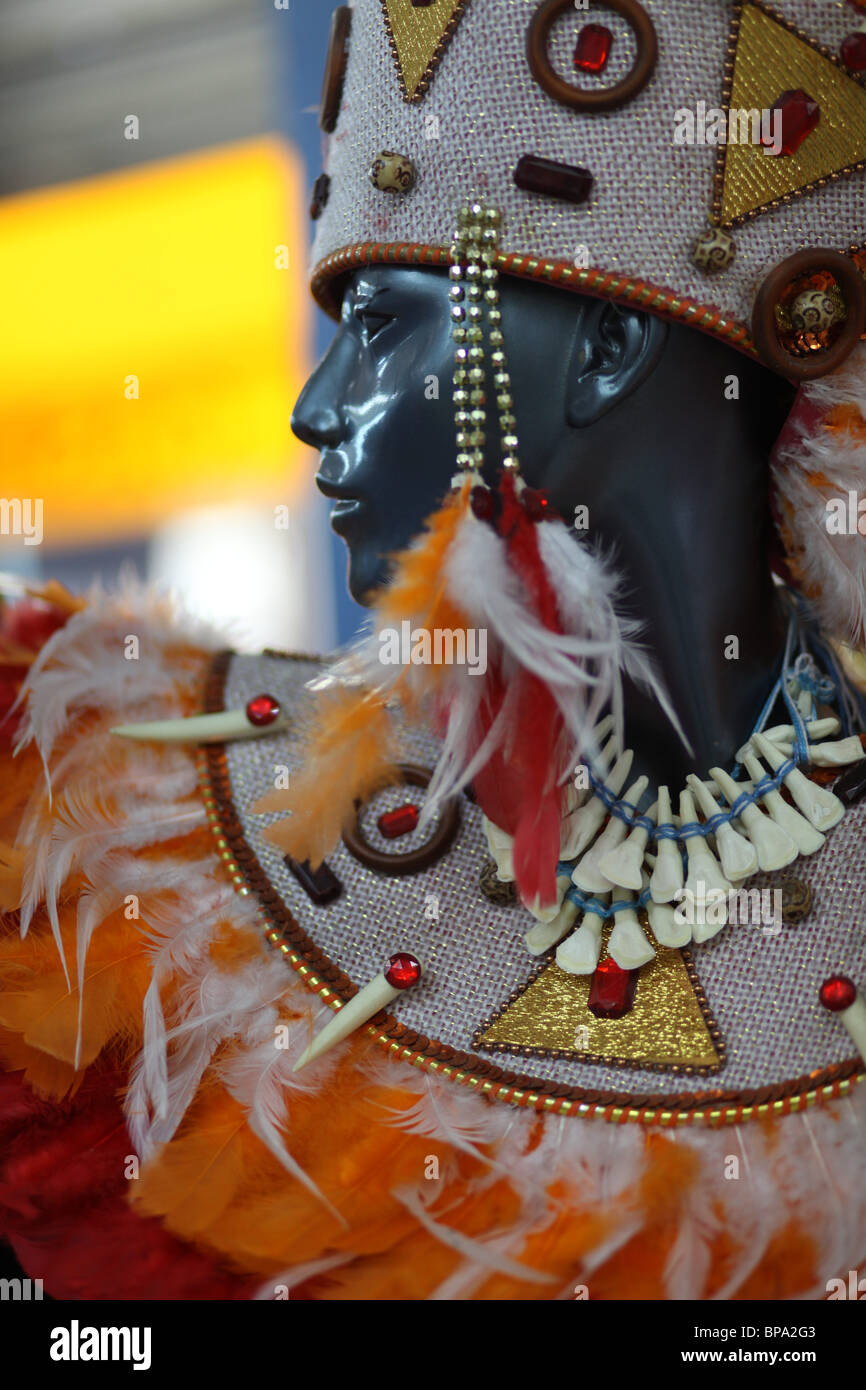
top-left (112, 693), bottom-right (287, 744)
top-left (292, 953), bottom-right (422, 1072)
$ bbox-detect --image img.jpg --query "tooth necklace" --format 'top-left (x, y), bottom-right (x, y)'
top-left (484, 599), bottom-right (866, 975)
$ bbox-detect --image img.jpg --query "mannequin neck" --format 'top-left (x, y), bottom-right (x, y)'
top-left (533, 331), bottom-right (792, 787)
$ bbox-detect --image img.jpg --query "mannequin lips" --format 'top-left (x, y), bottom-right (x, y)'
top-left (315, 466), bottom-right (366, 531)
top-left (328, 498), bottom-right (364, 534)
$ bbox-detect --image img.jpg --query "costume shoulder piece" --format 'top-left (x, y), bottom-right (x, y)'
top-left (1, 582), bottom-right (865, 1301)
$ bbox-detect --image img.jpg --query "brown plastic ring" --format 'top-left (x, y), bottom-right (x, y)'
top-left (752, 248), bottom-right (866, 381)
top-left (343, 762), bottom-right (461, 876)
top-left (527, 0), bottom-right (657, 112)
top-left (319, 6), bottom-right (351, 134)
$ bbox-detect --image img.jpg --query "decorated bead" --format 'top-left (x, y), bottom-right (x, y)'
top-left (245, 693), bottom-right (281, 727)
top-left (573, 23), bottom-right (613, 73)
top-left (384, 952), bottom-right (422, 989)
top-left (369, 150), bottom-right (416, 194)
top-left (788, 287), bottom-right (843, 333)
top-left (779, 876), bottom-right (812, 924)
top-left (479, 859), bottom-right (518, 905)
top-left (692, 225), bottom-right (736, 273)
top-left (762, 89), bottom-right (820, 157)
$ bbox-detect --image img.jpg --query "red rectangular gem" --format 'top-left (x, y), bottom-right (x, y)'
top-left (587, 957), bottom-right (639, 1019)
top-left (377, 803), bottom-right (420, 839)
top-left (573, 23), bottom-right (613, 74)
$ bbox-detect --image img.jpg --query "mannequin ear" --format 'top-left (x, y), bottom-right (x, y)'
top-left (565, 299), bottom-right (669, 428)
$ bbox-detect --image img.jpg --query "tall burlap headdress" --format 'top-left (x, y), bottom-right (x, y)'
top-left (262, 0), bottom-right (866, 908)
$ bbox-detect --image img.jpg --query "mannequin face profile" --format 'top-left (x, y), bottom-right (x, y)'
top-left (292, 265), bottom-right (797, 784)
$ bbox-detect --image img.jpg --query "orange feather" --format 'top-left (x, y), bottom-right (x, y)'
top-left (256, 481), bottom-right (473, 866)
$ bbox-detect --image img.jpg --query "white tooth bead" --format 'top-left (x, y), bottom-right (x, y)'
top-left (708, 764), bottom-right (798, 872)
top-left (560, 742), bottom-right (634, 860)
top-left (582, 713), bottom-right (615, 764)
top-left (649, 785), bottom-right (684, 904)
top-left (484, 815), bottom-right (512, 851)
top-left (526, 895), bottom-right (579, 956)
top-left (735, 717), bottom-right (840, 761)
top-left (679, 789), bottom-right (731, 933)
top-left (796, 688), bottom-right (813, 717)
top-left (747, 736), bottom-right (862, 768)
top-left (560, 732), bottom-right (617, 858)
top-left (687, 773), bottom-right (757, 882)
top-left (803, 736), bottom-right (865, 768)
top-left (572, 775), bottom-right (648, 893)
top-left (599, 799), bottom-right (657, 892)
top-left (523, 872), bottom-right (572, 924)
top-left (752, 732), bottom-right (845, 831)
top-left (741, 751), bottom-right (826, 855)
top-left (646, 894), bottom-right (692, 948)
top-left (555, 905), bottom-right (606, 976)
top-left (608, 899), bottom-right (655, 970)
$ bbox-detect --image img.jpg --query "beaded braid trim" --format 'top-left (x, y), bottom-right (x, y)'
top-left (310, 242), bottom-right (754, 352)
top-left (195, 648), bottom-right (864, 1127)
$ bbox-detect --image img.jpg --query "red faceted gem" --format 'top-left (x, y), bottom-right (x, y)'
top-left (841, 30), bottom-right (866, 70)
top-left (245, 693), bottom-right (281, 727)
top-left (573, 23), bottom-right (613, 74)
top-left (521, 487), bottom-right (550, 521)
top-left (762, 89), bottom-right (820, 157)
top-left (377, 802), bottom-right (419, 839)
top-left (470, 485), bottom-right (494, 522)
top-left (385, 952), bottom-right (421, 989)
top-left (587, 957), bottom-right (639, 1019)
top-left (819, 974), bottom-right (858, 1012)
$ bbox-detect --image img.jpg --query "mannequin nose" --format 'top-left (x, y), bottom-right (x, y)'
top-left (291, 371), bottom-right (343, 449)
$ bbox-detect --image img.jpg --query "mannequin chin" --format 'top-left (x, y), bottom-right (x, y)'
top-left (292, 264), bottom-right (797, 784)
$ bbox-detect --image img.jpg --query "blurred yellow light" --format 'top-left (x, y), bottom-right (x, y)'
top-left (0, 138), bottom-right (312, 543)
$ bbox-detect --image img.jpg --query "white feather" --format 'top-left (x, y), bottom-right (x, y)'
top-left (772, 342), bottom-right (866, 644)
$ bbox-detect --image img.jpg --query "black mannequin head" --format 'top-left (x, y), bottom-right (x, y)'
top-left (292, 265), bottom-right (797, 782)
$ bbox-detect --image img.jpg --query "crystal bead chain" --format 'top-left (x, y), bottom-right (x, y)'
top-left (449, 200), bottom-right (518, 486)
top-left (476, 210), bottom-right (520, 474)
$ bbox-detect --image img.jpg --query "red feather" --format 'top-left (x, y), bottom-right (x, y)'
top-left (470, 474), bottom-right (567, 907)
top-left (0, 1066), bottom-right (257, 1299)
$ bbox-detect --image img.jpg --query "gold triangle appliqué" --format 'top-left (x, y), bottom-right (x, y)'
top-left (379, 0), bottom-right (470, 103)
top-left (475, 943), bottom-right (723, 1074)
top-left (715, 1), bottom-right (866, 226)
